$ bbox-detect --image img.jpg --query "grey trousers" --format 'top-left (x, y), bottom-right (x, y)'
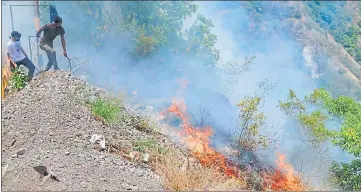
top-left (40, 44), bottom-right (60, 71)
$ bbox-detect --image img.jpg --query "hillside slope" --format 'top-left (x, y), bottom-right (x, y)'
top-left (1, 71), bottom-right (163, 191)
top-left (239, 1), bottom-right (361, 100)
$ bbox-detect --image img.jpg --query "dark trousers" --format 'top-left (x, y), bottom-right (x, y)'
top-left (11, 57), bottom-right (36, 78)
top-left (40, 44), bottom-right (60, 71)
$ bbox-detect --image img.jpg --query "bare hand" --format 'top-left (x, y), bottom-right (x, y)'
top-left (63, 51), bottom-right (67, 57)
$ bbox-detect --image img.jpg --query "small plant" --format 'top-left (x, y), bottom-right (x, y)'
top-left (134, 139), bottom-right (167, 155)
top-left (123, 114), bottom-right (156, 132)
top-left (90, 98), bottom-right (122, 124)
top-left (8, 67), bottom-right (28, 92)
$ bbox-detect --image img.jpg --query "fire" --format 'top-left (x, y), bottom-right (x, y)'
top-left (162, 98), bottom-right (238, 177)
top-left (265, 153), bottom-right (306, 191)
top-left (161, 79), bottom-right (306, 190)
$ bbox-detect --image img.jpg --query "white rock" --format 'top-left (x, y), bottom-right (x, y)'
top-left (143, 153), bottom-right (150, 163)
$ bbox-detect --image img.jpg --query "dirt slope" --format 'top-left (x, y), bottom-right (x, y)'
top-left (1, 71), bottom-right (162, 191)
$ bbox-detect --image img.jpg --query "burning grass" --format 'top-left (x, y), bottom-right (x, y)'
top-left (152, 150), bottom-right (247, 191)
top-left (160, 96), bottom-right (308, 191)
top-left (162, 98), bottom-right (240, 176)
top-left (113, 132), bottom-right (247, 191)
top-left (262, 154), bottom-right (308, 191)
top-left (98, 78), bottom-right (308, 191)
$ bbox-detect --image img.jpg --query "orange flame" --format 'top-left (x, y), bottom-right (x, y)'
top-left (162, 79), bottom-right (306, 190)
top-left (162, 97), bottom-right (238, 177)
top-left (265, 153), bottom-right (306, 191)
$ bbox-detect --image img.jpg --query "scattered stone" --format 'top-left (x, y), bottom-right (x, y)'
top-left (143, 153), bottom-right (149, 163)
top-left (129, 151), bottom-right (140, 160)
top-left (1, 71), bottom-right (163, 191)
top-left (89, 134), bottom-right (106, 151)
top-left (16, 149), bottom-right (26, 155)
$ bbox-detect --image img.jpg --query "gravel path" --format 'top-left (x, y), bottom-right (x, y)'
top-left (1, 71), bottom-right (163, 191)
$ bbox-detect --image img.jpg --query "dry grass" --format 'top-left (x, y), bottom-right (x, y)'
top-left (94, 93), bottom-right (248, 191)
top-left (115, 135), bottom-right (247, 191)
top-left (150, 151), bottom-right (247, 191)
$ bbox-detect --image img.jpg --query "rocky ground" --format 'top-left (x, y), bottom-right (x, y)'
top-left (1, 71), bottom-right (164, 191)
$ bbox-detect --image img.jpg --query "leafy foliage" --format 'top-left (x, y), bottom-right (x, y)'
top-left (279, 88), bottom-right (361, 156)
top-left (278, 89), bottom-right (333, 144)
top-left (236, 96), bottom-right (268, 151)
top-left (279, 88), bottom-right (361, 190)
top-left (90, 98), bottom-right (122, 124)
top-left (306, 1), bottom-right (361, 63)
top-left (235, 81), bottom-right (276, 152)
top-left (40, 1), bottom-right (220, 68)
top-left (330, 160), bottom-right (361, 191)
top-left (185, 14), bottom-right (220, 68)
top-left (308, 89), bottom-right (361, 157)
top-left (9, 67), bottom-right (28, 92)
top-left (134, 139), bottom-right (167, 155)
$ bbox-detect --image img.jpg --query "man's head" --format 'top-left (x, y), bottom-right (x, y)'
top-left (10, 31), bottom-right (21, 41)
top-left (53, 16), bottom-right (62, 27)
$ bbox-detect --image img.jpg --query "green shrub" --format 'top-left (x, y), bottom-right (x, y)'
top-left (134, 139), bottom-right (167, 154)
top-left (8, 67), bottom-right (28, 92)
top-left (330, 160), bottom-right (361, 191)
top-left (90, 98), bottom-right (122, 124)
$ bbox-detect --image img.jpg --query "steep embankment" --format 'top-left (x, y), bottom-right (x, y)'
top-left (290, 2), bottom-right (361, 99)
top-left (2, 71), bottom-right (308, 191)
top-left (1, 71), bottom-right (254, 191)
top-left (241, 1), bottom-right (361, 99)
top-left (1, 71), bottom-right (163, 191)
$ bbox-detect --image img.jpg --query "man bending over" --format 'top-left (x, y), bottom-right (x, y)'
top-left (36, 15), bottom-right (67, 71)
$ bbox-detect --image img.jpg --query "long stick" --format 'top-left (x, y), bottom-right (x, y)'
top-left (65, 56), bottom-right (72, 73)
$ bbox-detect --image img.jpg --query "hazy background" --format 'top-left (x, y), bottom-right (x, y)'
top-left (2, 1), bottom-right (355, 188)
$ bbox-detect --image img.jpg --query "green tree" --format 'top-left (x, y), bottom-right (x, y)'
top-left (330, 160), bottom-right (361, 191)
top-left (41, 1), bottom-right (221, 66)
top-left (279, 88), bottom-right (361, 190)
top-left (185, 14), bottom-right (220, 68)
top-left (236, 96), bottom-right (268, 151)
top-left (278, 89), bottom-right (333, 144)
top-left (308, 89), bottom-right (361, 156)
top-left (235, 80), bottom-right (276, 151)
top-left (113, 1), bottom-right (197, 59)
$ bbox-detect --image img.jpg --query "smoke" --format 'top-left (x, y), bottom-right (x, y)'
top-left (196, 2), bottom-right (357, 188)
top-left (2, 1), bottom-right (37, 62)
top-left (2, 1), bottom-right (355, 189)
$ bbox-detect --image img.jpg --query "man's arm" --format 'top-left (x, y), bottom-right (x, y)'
top-left (6, 53), bottom-right (16, 68)
top-left (60, 34), bottom-right (67, 57)
top-left (6, 45), bottom-right (13, 62)
top-left (36, 24), bottom-right (48, 37)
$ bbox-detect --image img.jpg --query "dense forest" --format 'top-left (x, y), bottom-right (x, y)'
top-left (38, 1), bottom-right (361, 190)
